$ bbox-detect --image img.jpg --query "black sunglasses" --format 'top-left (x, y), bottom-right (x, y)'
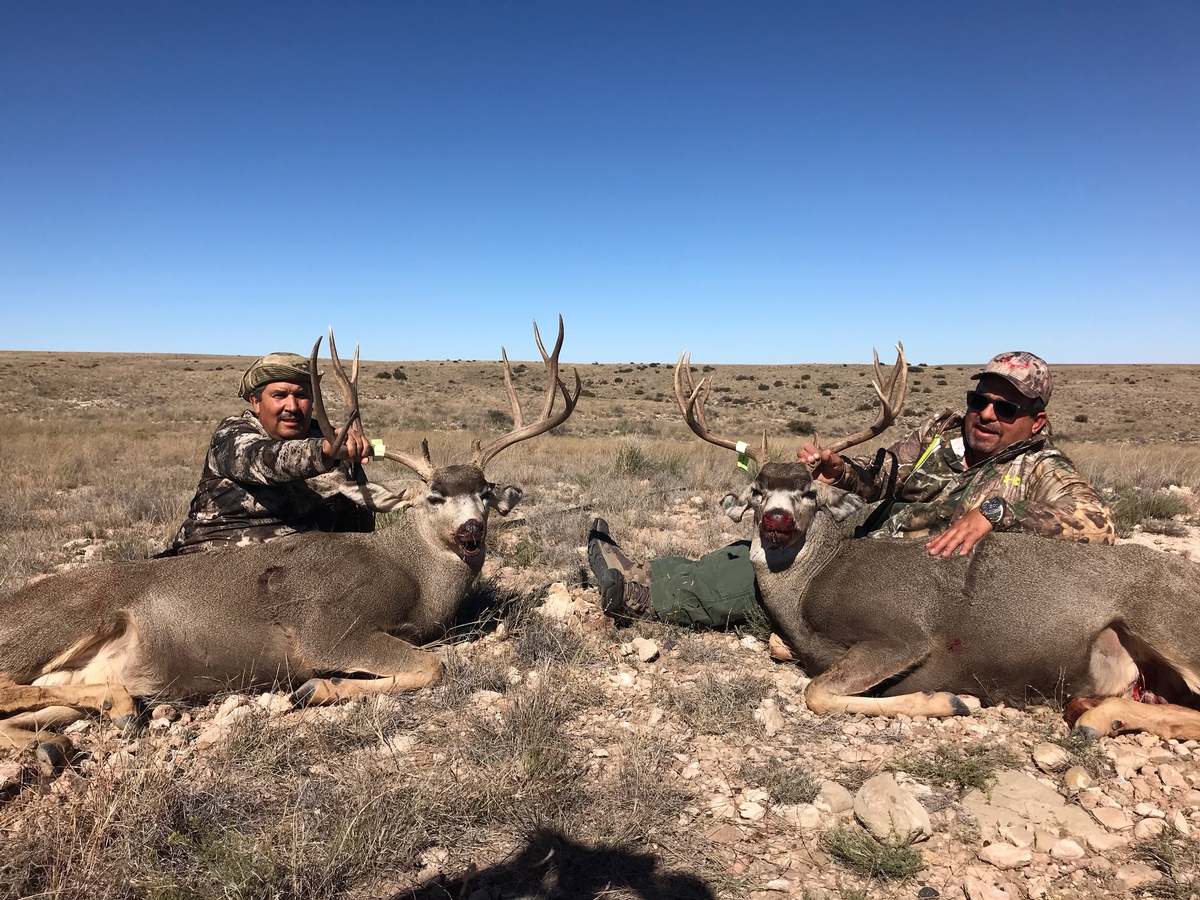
top-left (965, 391), bottom-right (1030, 421)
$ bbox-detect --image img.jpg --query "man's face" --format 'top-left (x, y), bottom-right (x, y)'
top-left (251, 380), bottom-right (313, 440)
top-left (962, 374), bottom-right (1048, 461)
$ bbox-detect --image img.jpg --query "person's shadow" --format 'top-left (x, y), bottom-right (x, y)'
top-left (398, 827), bottom-right (716, 900)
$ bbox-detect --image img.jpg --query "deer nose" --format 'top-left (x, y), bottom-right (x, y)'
top-left (762, 511), bottom-right (794, 532)
top-left (457, 519), bottom-right (486, 540)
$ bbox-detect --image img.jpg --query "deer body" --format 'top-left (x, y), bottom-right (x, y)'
top-left (678, 350), bottom-right (1200, 740)
top-left (1, 321), bottom-right (579, 753)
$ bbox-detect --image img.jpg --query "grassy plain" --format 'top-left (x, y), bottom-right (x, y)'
top-left (2, 349), bottom-right (1200, 899)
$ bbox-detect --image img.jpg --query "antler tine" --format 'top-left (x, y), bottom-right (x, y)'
top-left (532, 315), bottom-right (564, 421)
top-left (323, 329), bottom-right (363, 456)
top-left (308, 335), bottom-right (339, 449)
top-left (472, 317), bottom-right (581, 469)
top-left (381, 440), bottom-right (435, 482)
top-left (822, 342), bottom-right (908, 454)
top-left (673, 352), bottom-right (769, 467)
top-left (499, 347), bottom-right (524, 430)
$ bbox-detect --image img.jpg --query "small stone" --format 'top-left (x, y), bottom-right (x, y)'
top-left (739, 800), bottom-right (766, 821)
top-left (1085, 832), bottom-right (1129, 852)
top-left (705, 824), bottom-right (743, 843)
top-left (1063, 766), bottom-right (1092, 791)
top-left (1134, 818), bottom-right (1167, 840)
top-left (1092, 807), bottom-right (1132, 831)
top-left (1134, 802), bottom-right (1165, 818)
top-left (999, 825), bottom-right (1034, 848)
top-left (754, 699), bottom-right (785, 736)
top-left (1088, 857), bottom-right (1114, 874)
top-left (1115, 861), bottom-right (1163, 890)
top-left (963, 876), bottom-right (1012, 900)
top-left (1172, 810), bottom-right (1191, 835)
top-left (1158, 763), bottom-right (1188, 790)
top-left (150, 703), bottom-right (179, 722)
top-left (739, 635), bottom-right (763, 652)
top-left (1032, 742), bottom-right (1072, 773)
top-left (1049, 839), bottom-right (1085, 861)
top-left (257, 693), bottom-right (293, 717)
top-left (777, 803), bottom-right (822, 829)
top-left (917, 888), bottom-right (939, 900)
top-left (1033, 830), bottom-right (1059, 852)
top-left (631, 637), bottom-right (659, 662)
top-left (0, 760), bottom-right (28, 799)
top-left (978, 843), bottom-right (1032, 869)
top-left (815, 780), bottom-right (854, 814)
top-left (854, 773), bottom-right (932, 843)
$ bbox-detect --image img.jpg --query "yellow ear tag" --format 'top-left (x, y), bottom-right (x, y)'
top-left (370, 439), bottom-right (386, 458)
top-left (735, 440), bottom-right (749, 471)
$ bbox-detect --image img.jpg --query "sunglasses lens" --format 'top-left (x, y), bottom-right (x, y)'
top-left (966, 392), bottom-right (1023, 420)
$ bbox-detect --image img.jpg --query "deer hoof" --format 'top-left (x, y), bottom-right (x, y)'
top-left (948, 694), bottom-right (973, 717)
top-left (35, 739), bottom-right (73, 777)
top-left (289, 680), bottom-right (319, 709)
top-left (1070, 724), bottom-right (1102, 744)
top-left (112, 713), bottom-right (140, 735)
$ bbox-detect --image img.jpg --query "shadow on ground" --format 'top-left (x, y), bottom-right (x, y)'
top-left (399, 827), bottom-right (716, 900)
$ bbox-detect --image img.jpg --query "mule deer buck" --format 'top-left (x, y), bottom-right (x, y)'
top-left (674, 348), bottom-right (1200, 742)
top-left (0, 318), bottom-right (580, 755)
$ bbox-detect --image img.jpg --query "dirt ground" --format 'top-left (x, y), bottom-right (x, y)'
top-left (2, 348), bottom-right (1200, 900)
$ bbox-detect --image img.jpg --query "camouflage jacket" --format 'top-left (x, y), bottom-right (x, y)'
top-left (831, 411), bottom-right (1115, 544)
top-left (169, 411), bottom-right (374, 554)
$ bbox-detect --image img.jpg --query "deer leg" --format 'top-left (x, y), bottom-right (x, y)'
top-left (0, 681), bottom-right (137, 725)
top-left (804, 641), bottom-right (973, 718)
top-left (289, 632), bottom-right (443, 707)
top-left (1072, 697), bottom-right (1200, 742)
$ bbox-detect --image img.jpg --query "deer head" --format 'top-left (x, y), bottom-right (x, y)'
top-left (674, 345), bottom-right (906, 551)
top-left (310, 317), bottom-right (580, 566)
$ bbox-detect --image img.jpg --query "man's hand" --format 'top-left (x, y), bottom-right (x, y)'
top-left (797, 442), bottom-right (845, 484)
top-left (322, 428), bottom-right (371, 465)
top-left (926, 508), bottom-right (993, 558)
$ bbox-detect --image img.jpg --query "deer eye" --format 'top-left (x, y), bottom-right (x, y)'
top-left (426, 494), bottom-right (446, 506)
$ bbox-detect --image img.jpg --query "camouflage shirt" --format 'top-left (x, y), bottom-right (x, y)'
top-left (832, 410), bottom-right (1115, 545)
top-left (169, 411), bottom-right (374, 554)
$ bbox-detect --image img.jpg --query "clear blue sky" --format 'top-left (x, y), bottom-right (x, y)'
top-left (2, 2), bottom-right (1197, 364)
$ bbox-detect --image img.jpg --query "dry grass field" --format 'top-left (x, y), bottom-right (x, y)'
top-left (2, 349), bottom-right (1200, 900)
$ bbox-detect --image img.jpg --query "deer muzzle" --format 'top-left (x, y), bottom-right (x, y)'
top-left (454, 519), bottom-right (487, 558)
top-left (760, 510), bottom-right (796, 545)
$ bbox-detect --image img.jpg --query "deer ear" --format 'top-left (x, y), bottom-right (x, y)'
top-left (485, 484), bottom-right (523, 516)
top-left (814, 483), bottom-right (864, 522)
top-left (720, 489), bottom-right (752, 523)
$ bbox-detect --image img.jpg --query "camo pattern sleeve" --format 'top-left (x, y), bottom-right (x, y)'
top-left (831, 411), bottom-right (960, 502)
top-left (999, 452), bottom-right (1116, 545)
top-left (208, 413), bottom-right (336, 484)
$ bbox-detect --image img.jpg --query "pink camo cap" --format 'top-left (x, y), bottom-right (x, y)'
top-left (971, 351), bottom-right (1053, 407)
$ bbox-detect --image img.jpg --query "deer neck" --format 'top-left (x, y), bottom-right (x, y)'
top-left (750, 510), bottom-right (843, 598)
top-left (378, 511), bottom-right (483, 629)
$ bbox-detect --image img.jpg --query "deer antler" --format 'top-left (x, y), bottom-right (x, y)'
top-left (472, 316), bottom-right (582, 469)
top-left (311, 328), bottom-right (436, 482)
top-left (821, 343), bottom-right (908, 454)
top-left (674, 352), bottom-right (769, 467)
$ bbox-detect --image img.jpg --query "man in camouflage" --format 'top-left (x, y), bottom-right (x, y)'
top-left (590, 351), bottom-right (1115, 625)
top-left (167, 352), bottom-right (373, 555)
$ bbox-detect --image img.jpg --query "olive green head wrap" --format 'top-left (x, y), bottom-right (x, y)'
top-left (238, 352), bottom-right (319, 400)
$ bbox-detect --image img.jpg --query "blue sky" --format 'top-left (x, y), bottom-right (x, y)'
top-left (1, 3), bottom-right (1197, 363)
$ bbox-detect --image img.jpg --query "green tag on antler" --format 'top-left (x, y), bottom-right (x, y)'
top-left (371, 439), bottom-right (386, 458)
top-left (735, 441), bottom-right (749, 471)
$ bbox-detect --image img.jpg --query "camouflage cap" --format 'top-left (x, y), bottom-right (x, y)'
top-left (971, 351), bottom-right (1053, 407)
top-left (238, 352), bottom-right (318, 400)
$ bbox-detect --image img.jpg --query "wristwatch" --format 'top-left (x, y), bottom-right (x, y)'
top-left (979, 497), bottom-right (1005, 528)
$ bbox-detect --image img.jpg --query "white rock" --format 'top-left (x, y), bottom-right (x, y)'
top-left (258, 693), bottom-right (294, 717)
top-left (739, 800), bottom-right (766, 821)
top-left (1032, 742), bottom-right (1071, 773)
top-left (1172, 810), bottom-right (1191, 835)
top-left (1134, 802), bottom-right (1165, 818)
top-left (1049, 839), bottom-right (1085, 860)
top-left (815, 780), bottom-right (854, 814)
top-left (1159, 763), bottom-right (1188, 790)
top-left (1063, 766), bottom-right (1092, 790)
top-left (963, 875), bottom-right (1012, 900)
top-left (739, 635), bottom-right (763, 653)
top-left (631, 637), bottom-right (659, 662)
top-left (1115, 862), bottom-right (1163, 890)
top-left (978, 843), bottom-right (1032, 869)
top-left (1134, 818), bottom-right (1167, 840)
top-left (853, 773), bottom-right (932, 844)
top-left (754, 699), bottom-right (784, 736)
top-left (1092, 807), bottom-right (1132, 831)
top-left (999, 824), bottom-right (1034, 848)
top-left (1085, 832), bottom-right (1129, 852)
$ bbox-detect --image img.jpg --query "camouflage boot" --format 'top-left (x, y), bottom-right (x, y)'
top-left (587, 518), bottom-right (655, 623)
